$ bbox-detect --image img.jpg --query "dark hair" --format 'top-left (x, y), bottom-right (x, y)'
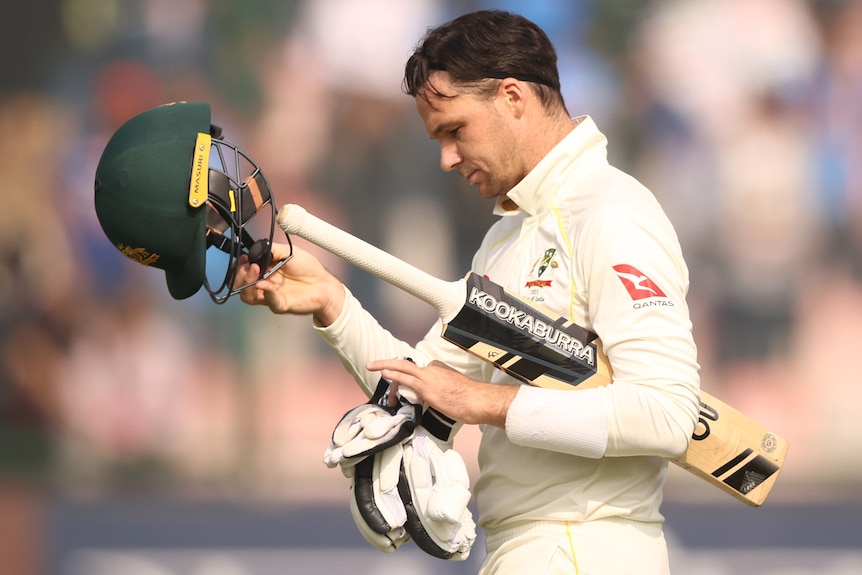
top-left (403, 10), bottom-right (565, 113)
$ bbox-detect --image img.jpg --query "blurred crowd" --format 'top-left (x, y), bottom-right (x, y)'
top-left (2, 0), bottom-right (862, 526)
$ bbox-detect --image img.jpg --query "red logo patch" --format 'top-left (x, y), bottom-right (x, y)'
top-left (612, 264), bottom-right (667, 300)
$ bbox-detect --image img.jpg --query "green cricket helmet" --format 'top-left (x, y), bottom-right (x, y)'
top-left (94, 101), bottom-right (290, 303)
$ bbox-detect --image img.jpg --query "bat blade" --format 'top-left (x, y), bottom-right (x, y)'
top-left (447, 272), bottom-right (787, 506)
top-left (677, 394), bottom-right (789, 506)
top-left (445, 273), bottom-right (608, 389)
top-left (277, 204), bottom-right (788, 506)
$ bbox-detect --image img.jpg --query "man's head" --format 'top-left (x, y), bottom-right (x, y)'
top-left (403, 10), bottom-right (566, 115)
top-left (94, 101), bottom-right (288, 304)
top-left (403, 10), bottom-right (571, 201)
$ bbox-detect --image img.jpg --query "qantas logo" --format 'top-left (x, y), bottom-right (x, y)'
top-left (613, 264), bottom-right (667, 300)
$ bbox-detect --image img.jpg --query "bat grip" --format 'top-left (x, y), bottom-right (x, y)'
top-left (277, 204), bottom-right (465, 322)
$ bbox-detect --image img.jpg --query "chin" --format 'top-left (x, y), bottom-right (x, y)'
top-left (473, 182), bottom-right (497, 197)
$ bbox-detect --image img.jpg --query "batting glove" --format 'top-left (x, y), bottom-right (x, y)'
top-left (399, 426), bottom-right (476, 560)
top-left (349, 444), bottom-right (411, 552)
top-left (323, 376), bottom-right (422, 475)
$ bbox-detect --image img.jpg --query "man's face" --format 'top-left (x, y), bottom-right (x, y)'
top-left (416, 72), bottom-right (525, 199)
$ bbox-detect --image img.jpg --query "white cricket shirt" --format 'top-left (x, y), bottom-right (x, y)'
top-left (317, 116), bottom-right (700, 531)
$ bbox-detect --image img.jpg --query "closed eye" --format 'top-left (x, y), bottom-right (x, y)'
top-left (429, 121), bottom-right (463, 141)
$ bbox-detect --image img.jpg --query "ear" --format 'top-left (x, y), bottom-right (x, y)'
top-left (496, 78), bottom-right (528, 119)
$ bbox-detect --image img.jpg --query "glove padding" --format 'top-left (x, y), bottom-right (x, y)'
top-left (324, 378), bottom-right (421, 475)
top-left (349, 444), bottom-right (411, 552)
top-left (325, 369), bottom-right (474, 560)
top-left (398, 427), bottom-right (476, 560)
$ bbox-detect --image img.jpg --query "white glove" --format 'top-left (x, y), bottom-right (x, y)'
top-left (323, 378), bottom-right (421, 475)
top-left (325, 366), bottom-right (474, 560)
top-left (349, 444), bottom-right (411, 552)
top-left (400, 427), bottom-right (476, 560)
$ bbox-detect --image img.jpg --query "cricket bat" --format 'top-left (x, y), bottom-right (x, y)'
top-left (277, 204), bottom-right (788, 506)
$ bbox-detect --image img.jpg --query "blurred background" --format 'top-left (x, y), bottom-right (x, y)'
top-left (2, 0), bottom-right (862, 573)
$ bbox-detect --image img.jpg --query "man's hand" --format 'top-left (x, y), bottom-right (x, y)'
top-left (365, 359), bottom-right (519, 428)
top-left (234, 243), bottom-right (345, 326)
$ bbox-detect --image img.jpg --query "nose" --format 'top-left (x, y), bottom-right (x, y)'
top-left (440, 142), bottom-right (462, 172)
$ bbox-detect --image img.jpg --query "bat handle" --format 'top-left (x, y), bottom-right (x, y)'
top-left (277, 204), bottom-right (465, 322)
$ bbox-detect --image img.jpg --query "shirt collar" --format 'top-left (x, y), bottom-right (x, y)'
top-left (493, 116), bottom-right (607, 217)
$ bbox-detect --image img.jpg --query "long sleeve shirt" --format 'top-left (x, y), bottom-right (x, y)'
top-left (316, 116), bottom-right (700, 530)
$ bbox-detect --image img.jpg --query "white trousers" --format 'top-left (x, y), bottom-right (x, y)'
top-left (478, 517), bottom-right (670, 575)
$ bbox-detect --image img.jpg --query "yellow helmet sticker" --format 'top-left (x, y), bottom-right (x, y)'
top-left (188, 132), bottom-right (211, 208)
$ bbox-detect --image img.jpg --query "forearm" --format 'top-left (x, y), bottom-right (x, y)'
top-left (505, 379), bottom-right (697, 459)
top-left (505, 385), bottom-right (608, 458)
top-left (603, 379), bottom-right (699, 458)
top-left (315, 287), bottom-right (423, 397)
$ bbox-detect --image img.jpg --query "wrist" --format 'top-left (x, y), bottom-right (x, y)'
top-left (484, 383), bottom-right (519, 429)
top-left (313, 278), bottom-right (347, 327)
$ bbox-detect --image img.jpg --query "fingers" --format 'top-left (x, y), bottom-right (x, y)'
top-left (366, 359), bottom-right (459, 408)
top-left (366, 359), bottom-right (515, 427)
top-left (368, 359), bottom-right (420, 386)
top-left (231, 243), bottom-right (346, 319)
top-left (366, 359), bottom-right (421, 407)
top-left (269, 241), bottom-right (293, 261)
top-left (234, 243), bottom-right (289, 306)
top-left (367, 358), bottom-right (421, 377)
top-left (234, 254), bottom-right (261, 285)
top-left (235, 241), bottom-right (291, 287)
